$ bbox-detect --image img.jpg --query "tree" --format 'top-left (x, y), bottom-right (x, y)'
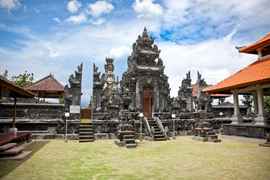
top-left (12, 71), bottom-right (34, 87)
top-left (264, 96), bottom-right (270, 113)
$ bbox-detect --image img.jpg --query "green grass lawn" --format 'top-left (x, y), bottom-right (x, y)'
top-left (1, 136), bottom-right (270, 180)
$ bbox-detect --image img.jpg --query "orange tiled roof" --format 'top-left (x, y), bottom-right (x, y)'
top-left (204, 56), bottom-right (270, 94)
top-left (26, 74), bottom-right (64, 93)
top-left (0, 75), bottom-right (34, 98)
top-left (239, 32), bottom-right (270, 54)
top-left (192, 84), bottom-right (229, 97)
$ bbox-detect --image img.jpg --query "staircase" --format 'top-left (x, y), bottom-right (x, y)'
top-left (0, 143), bottom-right (31, 160)
top-left (79, 122), bottom-right (95, 142)
top-left (148, 119), bottom-right (167, 141)
top-left (122, 130), bottom-right (137, 148)
top-left (117, 124), bottom-right (137, 148)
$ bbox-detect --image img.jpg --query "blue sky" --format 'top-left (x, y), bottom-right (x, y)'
top-left (0, 0), bottom-right (270, 106)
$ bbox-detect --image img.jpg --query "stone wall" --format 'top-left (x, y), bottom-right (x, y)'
top-left (0, 102), bottom-right (64, 119)
top-left (0, 102), bottom-right (66, 135)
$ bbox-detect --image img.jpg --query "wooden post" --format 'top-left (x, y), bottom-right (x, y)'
top-left (12, 96), bottom-right (17, 128)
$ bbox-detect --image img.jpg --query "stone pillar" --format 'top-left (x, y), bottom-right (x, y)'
top-left (136, 80), bottom-right (141, 110)
top-left (255, 86), bottom-right (265, 125)
top-left (154, 80), bottom-right (159, 112)
top-left (253, 92), bottom-right (258, 114)
top-left (232, 90), bottom-right (240, 124)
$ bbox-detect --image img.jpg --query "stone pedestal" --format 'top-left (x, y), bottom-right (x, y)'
top-left (223, 123), bottom-right (268, 138)
top-left (255, 115), bottom-right (267, 126)
top-left (193, 122), bottom-right (221, 143)
top-left (9, 127), bottom-right (18, 135)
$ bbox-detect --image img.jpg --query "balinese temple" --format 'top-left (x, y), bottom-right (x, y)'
top-left (26, 74), bottom-right (64, 99)
top-left (121, 28), bottom-right (171, 119)
top-left (205, 32), bottom-right (270, 138)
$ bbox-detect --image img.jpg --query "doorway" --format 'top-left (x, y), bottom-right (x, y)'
top-left (143, 87), bottom-right (153, 119)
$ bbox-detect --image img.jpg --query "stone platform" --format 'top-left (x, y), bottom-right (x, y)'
top-left (223, 123), bottom-right (270, 139)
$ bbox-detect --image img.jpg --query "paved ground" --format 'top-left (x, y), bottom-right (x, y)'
top-left (0, 136), bottom-right (269, 180)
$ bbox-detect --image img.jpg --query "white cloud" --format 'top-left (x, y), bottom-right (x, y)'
top-left (161, 0), bottom-right (270, 32)
top-left (133, 0), bottom-right (163, 18)
top-left (0, 20), bottom-right (148, 106)
top-left (88, 0), bottom-right (114, 17)
top-left (162, 0), bottom-right (190, 26)
top-left (66, 13), bottom-right (87, 24)
top-left (159, 32), bottom-right (256, 96)
top-left (0, 0), bottom-right (20, 11)
top-left (109, 46), bottom-right (130, 59)
top-left (67, 0), bottom-right (81, 14)
top-left (53, 17), bottom-right (61, 23)
top-left (90, 18), bottom-right (106, 25)
top-left (0, 10), bottom-right (265, 104)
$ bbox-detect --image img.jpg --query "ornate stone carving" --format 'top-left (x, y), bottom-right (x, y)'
top-left (92, 58), bottom-right (121, 118)
top-left (177, 71), bottom-right (193, 112)
top-left (64, 63), bottom-right (83, 111)
top-left (121, 28), bottom-right (171, 117)
top-left (194, 71), bottom-right (211, 112)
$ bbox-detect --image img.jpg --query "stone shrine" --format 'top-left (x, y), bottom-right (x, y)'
top-left (120, 28), bottom-right (171, 119)
top-left (176, 71), bottom-right (193, 112)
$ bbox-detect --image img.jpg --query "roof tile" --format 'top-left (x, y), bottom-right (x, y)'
top-left (204, 56), bottom-right (270, 93)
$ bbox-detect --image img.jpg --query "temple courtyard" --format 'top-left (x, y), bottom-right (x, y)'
top-left (0, 136), bottom-right (269, 180)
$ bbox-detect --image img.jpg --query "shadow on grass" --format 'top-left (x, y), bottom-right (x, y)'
top-left (0, 140), bottom-right (49, 179)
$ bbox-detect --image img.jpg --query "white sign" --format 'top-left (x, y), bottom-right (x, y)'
top-left (70, 105), bottom-right (80, 114)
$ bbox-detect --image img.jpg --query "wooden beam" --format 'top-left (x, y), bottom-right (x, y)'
top-left (12, 97), bottom-right (17, 128)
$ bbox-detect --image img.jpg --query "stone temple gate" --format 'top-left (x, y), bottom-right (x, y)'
top-left (121, 28), bottom-right (171, 117)
top-left (92, 28), bottom-right (171, 119)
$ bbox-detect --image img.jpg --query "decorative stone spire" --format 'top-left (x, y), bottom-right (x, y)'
top-left (65, 63), bottom-right (83, 107)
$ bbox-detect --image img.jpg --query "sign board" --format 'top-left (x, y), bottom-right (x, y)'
top-left (70, 105), bottom-right (80, 114)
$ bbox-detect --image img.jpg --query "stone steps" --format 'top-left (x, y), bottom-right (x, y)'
top-left (79, 139), bottom-right (95, 143)
top-left (0, 143), bottom-right (17, 152)
top-left (117, 124), bottom-right (137, 148)
top-left (79, 122), bottom-right (95, 143)
top-left (148, 120), bottom-right (167, 141)
top-left (0, 145), bottom-right (24, 156)
top-left (0, 150), bottom-right (32, 160)
top-left (122, 130), bottom-right (137, 148)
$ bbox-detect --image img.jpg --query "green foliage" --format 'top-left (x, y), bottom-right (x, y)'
top-left (264, 96), bottom-right (270, 113)
top-left (59, 96), bottom-right (64, 104)
top-left (12, 71), bottom-right (34, 87)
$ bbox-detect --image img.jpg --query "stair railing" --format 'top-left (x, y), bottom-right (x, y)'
top-left (155, 117), bottom-right (168, 139)
top-left (143, 117), bottom-right (153, 137)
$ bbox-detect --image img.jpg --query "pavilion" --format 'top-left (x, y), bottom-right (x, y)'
top-left (26, 74), bottom-right (64, 99)
top-left (204, 32), bottom-right (270, 138)
top-left (0, 75), bottom-right (34, 130)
